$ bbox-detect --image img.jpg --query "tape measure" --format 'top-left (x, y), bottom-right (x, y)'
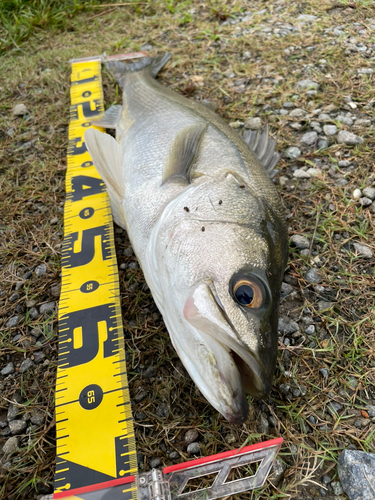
top-left (42, 54), bottom-right (282, 500)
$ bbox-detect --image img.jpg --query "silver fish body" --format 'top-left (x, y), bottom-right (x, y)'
top-left (85, 54), bottom-right (288, 423)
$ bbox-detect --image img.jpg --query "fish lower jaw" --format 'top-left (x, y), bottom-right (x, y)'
top-left (230, 349), bottom-right (271, 399)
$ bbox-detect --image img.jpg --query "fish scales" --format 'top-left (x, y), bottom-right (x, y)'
top-left (85, 54), bottom-right (288, 423)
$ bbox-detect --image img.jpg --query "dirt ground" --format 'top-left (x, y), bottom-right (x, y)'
top-left (0, 0), bottom-right (374, 499)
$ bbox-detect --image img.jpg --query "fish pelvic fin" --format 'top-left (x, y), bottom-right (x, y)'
top-left (242, 123), bottom-right (281, 179)
top-left (106, 53), bottom-right (171, 87)
top-left (84, 128), bottom-right (126, 228)
top-left (162, 123), bottom-right (208, 185)
top-left (90, 104), bottom-right (122, 129)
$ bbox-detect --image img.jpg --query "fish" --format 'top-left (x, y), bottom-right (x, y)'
top-left (84, 53), bottom-right (288, 423)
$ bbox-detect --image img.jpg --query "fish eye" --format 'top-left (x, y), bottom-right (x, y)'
top-left (233, 279), bottom-right (263, 309)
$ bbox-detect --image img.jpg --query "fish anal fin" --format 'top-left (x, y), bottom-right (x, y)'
top-left (243, 124), bottom-right (280, 179)
top-left (90, 105), bottom-right (122, 129)
top-left (162, 123), bottom-right (207, 185)
top-left (84, 128), bottom-right (126, 228)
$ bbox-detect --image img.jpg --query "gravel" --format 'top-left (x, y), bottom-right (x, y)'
top-left (317, 301), bottom-right (333, 311)
top-left (330, 481), bottom-right (344, 496)
top-left (29, 307), bottom-right (39, 319)
top-left (323, 124), bottom-right (337, 136)
top-left (187, 442), bottom-right (200, 454)
top-left (149, 457), bottom-right (161, 468)
top-left (244, 117), bottom-right (262, 129)
top-left (5, 314), bottom-right (24, 328)
top-left (34, 263), bottom-right (48, 276)
top-left (305, 325), bottom-right (315, 335)
top-left (291, 234), bottom-right (310, 249)
top-left (285, 146), bottom-right (301, 159)
top-left (293, 169), bottom-right (311, 179)
top-left (300, 131), bottom-right (318, 145)
top-left (362, 187), bottom-right (375, 200)
top-left (352, 242), bottom-right (373, 259)
top-left (184, 429), bottom-right (199, 444)
top-left (19, 358), bottom-right (33, 373)
top-left (13, 103), bottom-right (28, 116)
top-left (2, 436), bottom-right (19, 455)
top-left (9, 419), bottom-right (27, 435)
top-left (320, 368), bottom-right (329, 379)
top-left (278, 316), bottom-right (299, 335)
top-left (1, 362), bottom-right (14, 375)
top-left (305, 268), bottom-right (322, 284)
top-left (337, 130), bottom-right (364, 145)
top-left (296, 79), bottom-right (320, 91)
top-left (39, 301), bottom-right (56, 315)
top-left (353, 189), bottom-right (362, 199)
top-left (359, 197), bottom-right (373, 207)
top-left (269, 458), bottom-right (286, 486)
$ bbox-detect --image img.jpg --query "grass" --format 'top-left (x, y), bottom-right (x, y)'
top-left (0, 0), bottom-right (375, 499)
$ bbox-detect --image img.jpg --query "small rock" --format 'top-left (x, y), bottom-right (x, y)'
top-left (317, 139), bottom-right (328, 150)
top-left (352, 242), bottom-right (373, 259)
top-left (2, 436), bottom-right (19, 455)
top-left (258, 414), bottom-right (269, 434)
top-left (289, 108), bottom-right (306, 118)
top-left (291, 235), bottom-right (310, 249)
top-left (337, 450), bottom-right (375, 500)
top-left (306, 167), bottom-right (321, 177)
top-left (362, 187), bottom-right (375, 200)
top-left (8, 293), bottom-right (20, 302)
top-left (187, 442), bottom-right (200, 454)
top-left (330, 481), bottom-right (344, 496)
top-left (281, 282), bottom-right (294, 295)
top-left (307, 415), bottom-right (316, 425)
top-left (39, 302), bottom-right (55, 315)
top-left (323, 124), bottom-right (337, 136)
top-left (35, 263), bottom-right (48, 276)
top-left (123, 247), bottom-right (134, 257)
top-left (149, 457), bottom-right (161, 468)
top-left (320, 368), bottom-right (329, 379)
top-left (1, 362), bottom-right (14, 375)
top-left (9, 420), bottom-right (27, 435)
top-left (328, 402), bottom-right (343, 415)
top-left (50, 284), bottom-right (61, 297)
top-left (5, 315), bottom-right (24, 328)
top-left (33, 352), bottom-right (46, 364)
top-left (50, 217), bottom-right (59, 224)
top-left (337, 130), bottom-right (364, 146)
top-left (296, 79), bottom-right (320, 91)
top-left (134, 390), bottom-right (147, 403)
top-left (142, 365), bottom-right (157, 378)
top-left (359, 197), bottom-right (373, 207)
top-left (30, 410), bottom-right (45, 427)
top-left (26, 299), bottom-right (37, 308)
top-left (13, 103), bottom-right (28, 116)
top-left (300, 131), bottom-right (318, 146)
top-left (305, 325), bottom-right (315, 335)
top-left (185, 429), bottom-right (199, 444)
top-left (305, 269), bottom-right (322, 284)
top-left (169, 451), bottom-right (179, 459)
top-left (7, 404), bottom-right (19, 422)
top-left (225, 433), bottom-right (236, 444)
top-left (293, 169), bottom-right (311, 179)
top-left (29, 307), bottom-right (39, 319)
top-left (321, 474), bottom-right (332, 485)
top-left (285, 146), bottom-right (301, 159)
top-left (279, 383), bottom-right (290, 396)
top-left (19, 359), bottom-right (33, 373)
top-left (244, 117), bottom-right (262, 130)
top-left (317, 301), bottom-right (333, 311)
top-left (278, 316), bottom-right (299, 335)
top-left (269, 458), bottom-right (286, 486)
top-left (338, 160), bottom-right (351, 167)
top-left (296, 14), bottom-right (317, 22)
top-left (353, 189), bottom-right (362, 199)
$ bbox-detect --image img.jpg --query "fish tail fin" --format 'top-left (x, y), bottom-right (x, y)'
top-left (106, 53), bottom-right (171, 87)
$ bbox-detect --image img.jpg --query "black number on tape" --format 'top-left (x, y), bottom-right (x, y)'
top-left (71, 100), bottom-right (102, 121)
top-left (66, 225), bottom-right (110, 267)
top-left (79, 384), bottom-right (103, 410)
top-left (59, 304), bottom-right (119, 367)
top-left (71, 75), bottom-right (99, 86)
top-left (68, 137), bottom-right (87, 156)
top-left (80, 280), bottom-right (99, 293)
top-left (79, 207), bottom-right (94, 219)
top-left (71, 175), bottom-right (104, 201)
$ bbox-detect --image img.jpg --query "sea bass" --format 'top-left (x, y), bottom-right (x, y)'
top-left (84, 53), bottom-right (288, 423)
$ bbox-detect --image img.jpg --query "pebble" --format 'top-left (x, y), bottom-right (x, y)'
top-left (134, 390), bottom-right (147, 402)
top-left (278, 316), bottom-right (299, 335)
top-left (289, 108), bottom-right (305, 118)
top-left (300, 131), bottom-right (318, 146)
top-left (352, 242), bottom-right (373, 259)
top-left (362, 187), bottom-right (375, 200)
top-left (50, 217), bottom-right (59, 224)
top-left (353, 189), bottom-right (362, 199)
top-left (306, 168), bottom-right (320, 177)
top-left (307, 415), bottom-right (316, 425)
top-left (317, 139), bottom-right (328, 150)
top-left (169, 451), bottom-right (179, 459)
top-left (285, 146), bottom-right (301, 159)
top-left (317, 301), bottom-right (333, 311)
top-left (39, 302), bottom-right (55, 315)
top-left (13, 103), bottom-right (28, 116)
top-left (149, 457), bottom-right (161, 468)
top-left (281, 282), bottom-right (294, 295)
top-left (123, 247), bottom-right (134, 256)
top-left (297, 14), bottom-right (317, 22)
top-left (5, 315), bottom-right (24, 328)
top-left (26, 299), bottom-right (37, 308)
top-left (187, 442), bottom-right (200, 454)
top-left (50, 284), bottom-right (61, 297)
top-left (1, 362), bottom-right (14, 375)
top-left (2, 436), bottom-right (19, 455)
top-left (29, 307), bottom-right (39, 319)
top-left (338, 160), bottom-right (351, 167)
top-left (279, 383), bottom-right (290, 395)
top-left (323, 124), bottom-right (337, 136)
top-left (35, 263), bottom-right (48, 276)
top-left (305, 268), bottom-right (322, 284)
top-left (184, 429), bottom-right (199, 444)
top-left (142, 365), bottom-right (157, 378)
top-left (305, 325), bottom-right (315, 335)
top-left (291, 234), bottom-right (310, 249)
top-left (320, 368), bottom-right (329, 379)
top-left (244, 117), bottom-right (262, 129)
top-left (269, 458), bottom-right (286, 486)
top-left (293, 168), bottom-right (311, 179)
top-left (321, 474), bottom-right (332, 485)
top-left (338, 450), bottom-right (375, 500)
top-left (296, 79), bottom-right (320, 91)
top-left (8, 293), bottom-right (20, 302)
top-left (19, 358), bottom-right (33, 373)
top-left (337, 115), bottom-right (353, 126)
top-left (9, 419), bottom-right (27, 435)
top-left (337, 130), bottom-right (364, 145)
top-left (33, 352), bottom-right (46, 364)
top-left (328, 402), bottom-right (343, 415)
top-left (359, 197), bottom-right (373, 207)
top-left (7, 404), bottom-right (19, 422)
top-left (330, 481), bottom-right (344, 496)
top-left (225, 433), bottom-right (236, 444)
top-left (258, 414), bottom-right (269, 434)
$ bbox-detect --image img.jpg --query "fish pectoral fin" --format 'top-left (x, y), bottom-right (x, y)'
top-left (242, 123), bottom-right (281, 179)
top-left (90, 105), bottom-right (122, 129)
top-left (162, 123), bottom-right (207, 185)
top-left (84, 128), bottom-right (126, 228)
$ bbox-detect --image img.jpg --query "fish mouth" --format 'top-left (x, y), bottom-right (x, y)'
top-left (229, 347), bottom-right (271, 399)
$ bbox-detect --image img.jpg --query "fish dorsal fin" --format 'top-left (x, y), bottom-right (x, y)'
top-left (242, 123), bottom-right (281, 179)
top-left (162, 123), bottom-right (207, 185)
top-left (84, 128), bottom-right (126, 228)
top-left (91, 105), bottom-right (122, 129)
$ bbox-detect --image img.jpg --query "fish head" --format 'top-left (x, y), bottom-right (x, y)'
top-left (150, 173), bottom-right (287, 422)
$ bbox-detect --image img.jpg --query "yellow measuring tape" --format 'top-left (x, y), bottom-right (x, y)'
top-left (53, 60), bottom-right (137, 499)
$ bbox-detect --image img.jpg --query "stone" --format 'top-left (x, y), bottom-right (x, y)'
top-left (50, 217), bottom-right (58, 224)
top-left (149, 457), bottom-right (161, 468)
top-left (338, 451), bottom-right (375, 500)
top-left (362, 187), bottom-right (375, 200)
top-left (2, 436), bottom-right (19, 455)
top-left (305, 325), bottom-right (315, 335)
top-left (5, 315), bottom-right (24, 328)
top-left (321, 474), bottom-right (332, 485)
top-left (359, 197), bottom-right (373, 207)
top-left (317, 139), bottom-right (328, 150)
top-left (296, 14), bottom-right (317, 22)
top-left (291, 234), bottom-right (310, 249)
top-left (320, 368), bottom-right (329, 379)
top-left (225, 433), bottom-right (236, 444)
top-left (281, 282), bottom-right (294, 295)
top-left (142, 365), bottom-right (157, 378)
top-left (279, 383), bottom-right (290, 396)
top-left (353, 189), bottom-right (362, 199)
top-left (296, 79), bottom-right (320, 91)
top-left (305, 268), bottom-right (322, 284)
top-left (300, 131), bottom-right (318, 146)
top-left (169, 451), bottom-right (179, 459)
top-left (184, 429), bottom-right (199, 444)
top-left (306, 168), bottom-right (321, 177)
top-left (29, 307), bottom-right (39, 319)
top-left (35, 263), bottom-right (48, 276)
top-left (285, 146), bottom-right (301, 159)
top-left (337, 115), bottom-right (353, 126)
top-left (317, 301), bottom-right (333, 311)
top-left (1, 362), bottom-right (14, 375)
top-left (337, 130), bottom-right (364, 145)
top-left (331, 481), bottom-right (343, 496)
top-left (269, 458), bottom-right (286, 486)
top-left (289, 108), bottom-right (305, 118)
top-left (8, 293), bottom-right (19, 302)
top-left (352, 243), bottom-right (373, 259)
top-left (338, 160), bottom-right (351, 167)
top-left (244, 117), bottom-right (262, 130)
top-left (39, 302), bottom-right (55, 315)
top-left (33, 352), bottom-right (46, 364)
top-left (30, 411), bottom-right (45, 427)
top-left (13, 103), bottom-right (28, 116)
top-left (50, 283), bottom-right (61, 297)
top-left (323, 124), bottom-right (337, 136)
top-left (187, 442), bottom-right (200, 454)
top-left (19, 358), bottom-right (33, 373)
top-left (9, 419), bottom-right (27, 435)
top-left (278, 316), bottom-right (299, 335)
top-left (293, 169), bottom-right (311, 179)
top-left (7, 404), bottom-right (19, 422)
top-left (258, 414), bottom-right (269, 434)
